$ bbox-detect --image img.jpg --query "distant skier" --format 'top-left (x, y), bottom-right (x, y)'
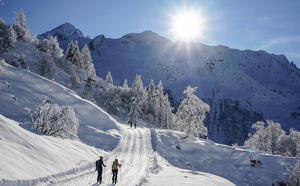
top-left (128, 97), bottom-right (141, 129)
top-left (111, 159), bottom-right (121, 184)
top-left (95, 156), bottom-right (106, 184)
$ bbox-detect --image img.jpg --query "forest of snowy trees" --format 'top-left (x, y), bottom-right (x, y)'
top-left (0, 9), bottom-right (299, 158)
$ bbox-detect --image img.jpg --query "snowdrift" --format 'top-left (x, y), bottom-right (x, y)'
top-left (151, 129), bottom-right (299, 186)
top-left (0, 60), bottom-right (120, 181)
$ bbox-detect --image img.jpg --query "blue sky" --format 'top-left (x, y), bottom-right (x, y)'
top-left (0, 0), bottom-right (299, 67)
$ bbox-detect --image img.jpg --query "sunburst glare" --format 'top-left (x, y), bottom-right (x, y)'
top-left (169, 6), bottom-right (206, 42)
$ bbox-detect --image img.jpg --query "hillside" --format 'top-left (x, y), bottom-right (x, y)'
top-left (0, 60), bottom-right (120, 182)
top-left (38, 23), bottom-right (300, 145)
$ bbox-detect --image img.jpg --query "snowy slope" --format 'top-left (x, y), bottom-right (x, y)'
top-left (0, 60), bottom-right (120, 182)
top-left (148, 128), bottom-right (298, 186)
top-left (38, 23), bottom-right (300, 145)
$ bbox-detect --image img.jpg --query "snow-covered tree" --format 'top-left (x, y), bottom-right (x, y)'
top-left (123, 79), bottom-right (128, 88)
top-left (176, 86), bottom-right (210, 138)
top-left (278, 135), bottom-right (297, 157)
top-left (132, 74), bottom-right (146, 101)
top-left (153, 80), bottom-right (173, 128)
top-left (105, 71), bottom-right (113, 85)
top-left (128, 97), bottom-right (142, 127)
top-left (64, 40), bottom-right (81, 66)
top-left (282, 160), bottom-right (300, 186)
top-left (161, 94), bottom-right (174, 129)
top-left (244, 120), bottom-right (285, 154)
top-left (13, 9), bottom-right (30, 41)
top-left (145, 80), bottom-right (156, 114)
top-left (0, 21), bottom-right (17, 51)
top-left (81, 44), bottom-right (95, 76)
top-left (7, 25), bottom-right (17, 48)
top-left (72, 41), bottom-right (82, 67)
top-left (82, 77), bottom-right (96, 99)
top-left (28, 98), bottom-right (79, 138)
top-left (65, 40), bottom-right (76, 61)
top-left (288, 128), bottom-right (300, 156)
top-left (35, 36), bottom-right (63, 59)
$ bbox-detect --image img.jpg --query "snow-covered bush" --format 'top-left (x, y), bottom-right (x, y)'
top-left (27, 98), bottom-right (79, 138)
top-left (245, 121), bottom-right (300, 157)
top-left (35, 36), bottom-right (63, 59)
top-left (175, 86), bottom-right (210, 138)
top-left (277, 161), bottom-right (300, 186)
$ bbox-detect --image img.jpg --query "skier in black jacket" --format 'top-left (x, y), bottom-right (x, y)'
top-left (95, 156), bottom-right (106, 184)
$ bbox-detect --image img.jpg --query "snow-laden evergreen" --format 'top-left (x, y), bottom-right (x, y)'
top-left (105, 71), bottom-right (113, 85)
top-left (0, 20), bottom-right (17, 51)
top-left (127, 97), bottom-right (142, 127)
top-left (81, 44), bottom-right (95, 75)
top-left (123, 78), bottom-right (128, 88)
top-left (13, 9), bottom-right (30, 41)
top-left (132, 74), bottom-right (146, 102)
top-left (176, 86), bottom-right (210, 137)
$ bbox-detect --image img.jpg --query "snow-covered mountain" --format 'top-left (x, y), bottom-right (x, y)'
top-left (0, 42), bottom-right (298, 186)
top-left (39, 23), bottom-right (300, 145)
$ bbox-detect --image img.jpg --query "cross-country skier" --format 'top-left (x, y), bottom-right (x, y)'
top-left (111, 159), bottom-right (121, 184)
top-left (95, 156), bottom-right (106, 184)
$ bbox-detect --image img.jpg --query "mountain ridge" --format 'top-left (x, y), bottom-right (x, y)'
top-left (38, 22), bottom-right (300, 144)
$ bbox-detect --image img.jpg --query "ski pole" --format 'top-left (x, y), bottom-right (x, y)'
top-left (102, 167), bottom-right (105, 184)
top-left (119, 167), bottom-right (121, 183)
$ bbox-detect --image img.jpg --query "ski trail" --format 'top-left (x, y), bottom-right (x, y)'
top-left (50, 123), bottom-right (153, 186)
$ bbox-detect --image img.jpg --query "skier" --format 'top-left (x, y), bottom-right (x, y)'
top-left (111, 159), bottom-right (121, 184)
top-left (129, 121), bottom-right (132, 128)
top-left (95, 156), bottom-right (106, 184)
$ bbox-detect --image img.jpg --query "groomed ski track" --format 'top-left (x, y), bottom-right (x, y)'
top-left (49, 123), bottom-right (153, 186)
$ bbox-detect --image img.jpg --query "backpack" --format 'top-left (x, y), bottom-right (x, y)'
top-left (112, 161), bottom-right (118, 170)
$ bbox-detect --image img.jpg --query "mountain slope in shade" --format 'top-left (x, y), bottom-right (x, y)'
top-left (38, 23), bottom-right (300, 144)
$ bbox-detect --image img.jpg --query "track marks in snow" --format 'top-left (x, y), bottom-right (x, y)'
top-left (52, 124), bottom-right (154, 186)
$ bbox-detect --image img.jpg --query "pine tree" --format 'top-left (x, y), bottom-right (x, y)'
top-left (161, 94), bottom-right (174, 129)
top-left (155, 80), bottom-right (164, 126)
top-left (81, 44), bottom-right (95, 76)
top-left (72, 41), bottom-right (82, 67)
top-left (176, 86), bottom-right (210, 138)
top-left (65, 40), bottom-right (76, 61)
top-left (106, 71), bottom-right (113, 85)
top-left (145, 80), bottom-right (156, 114)
top-left (14, 9), bottom-right (30, 40)
top-left (128, 97), bottom-right (142, 128)
top-left (7, 25), bottom-right (17, 48)
top-left (123, 78), bottom-right (128, 88)
top-left (147, 80), bottom-right (156, 102)
top-left (132, 74), bottom-right (146, 101)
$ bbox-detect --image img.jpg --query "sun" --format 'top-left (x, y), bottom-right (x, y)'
top-left (169, 8), bottom-right (204, 42)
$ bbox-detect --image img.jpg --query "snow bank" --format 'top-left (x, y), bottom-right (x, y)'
top-left (151, 129), bottom-right (299, 186)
